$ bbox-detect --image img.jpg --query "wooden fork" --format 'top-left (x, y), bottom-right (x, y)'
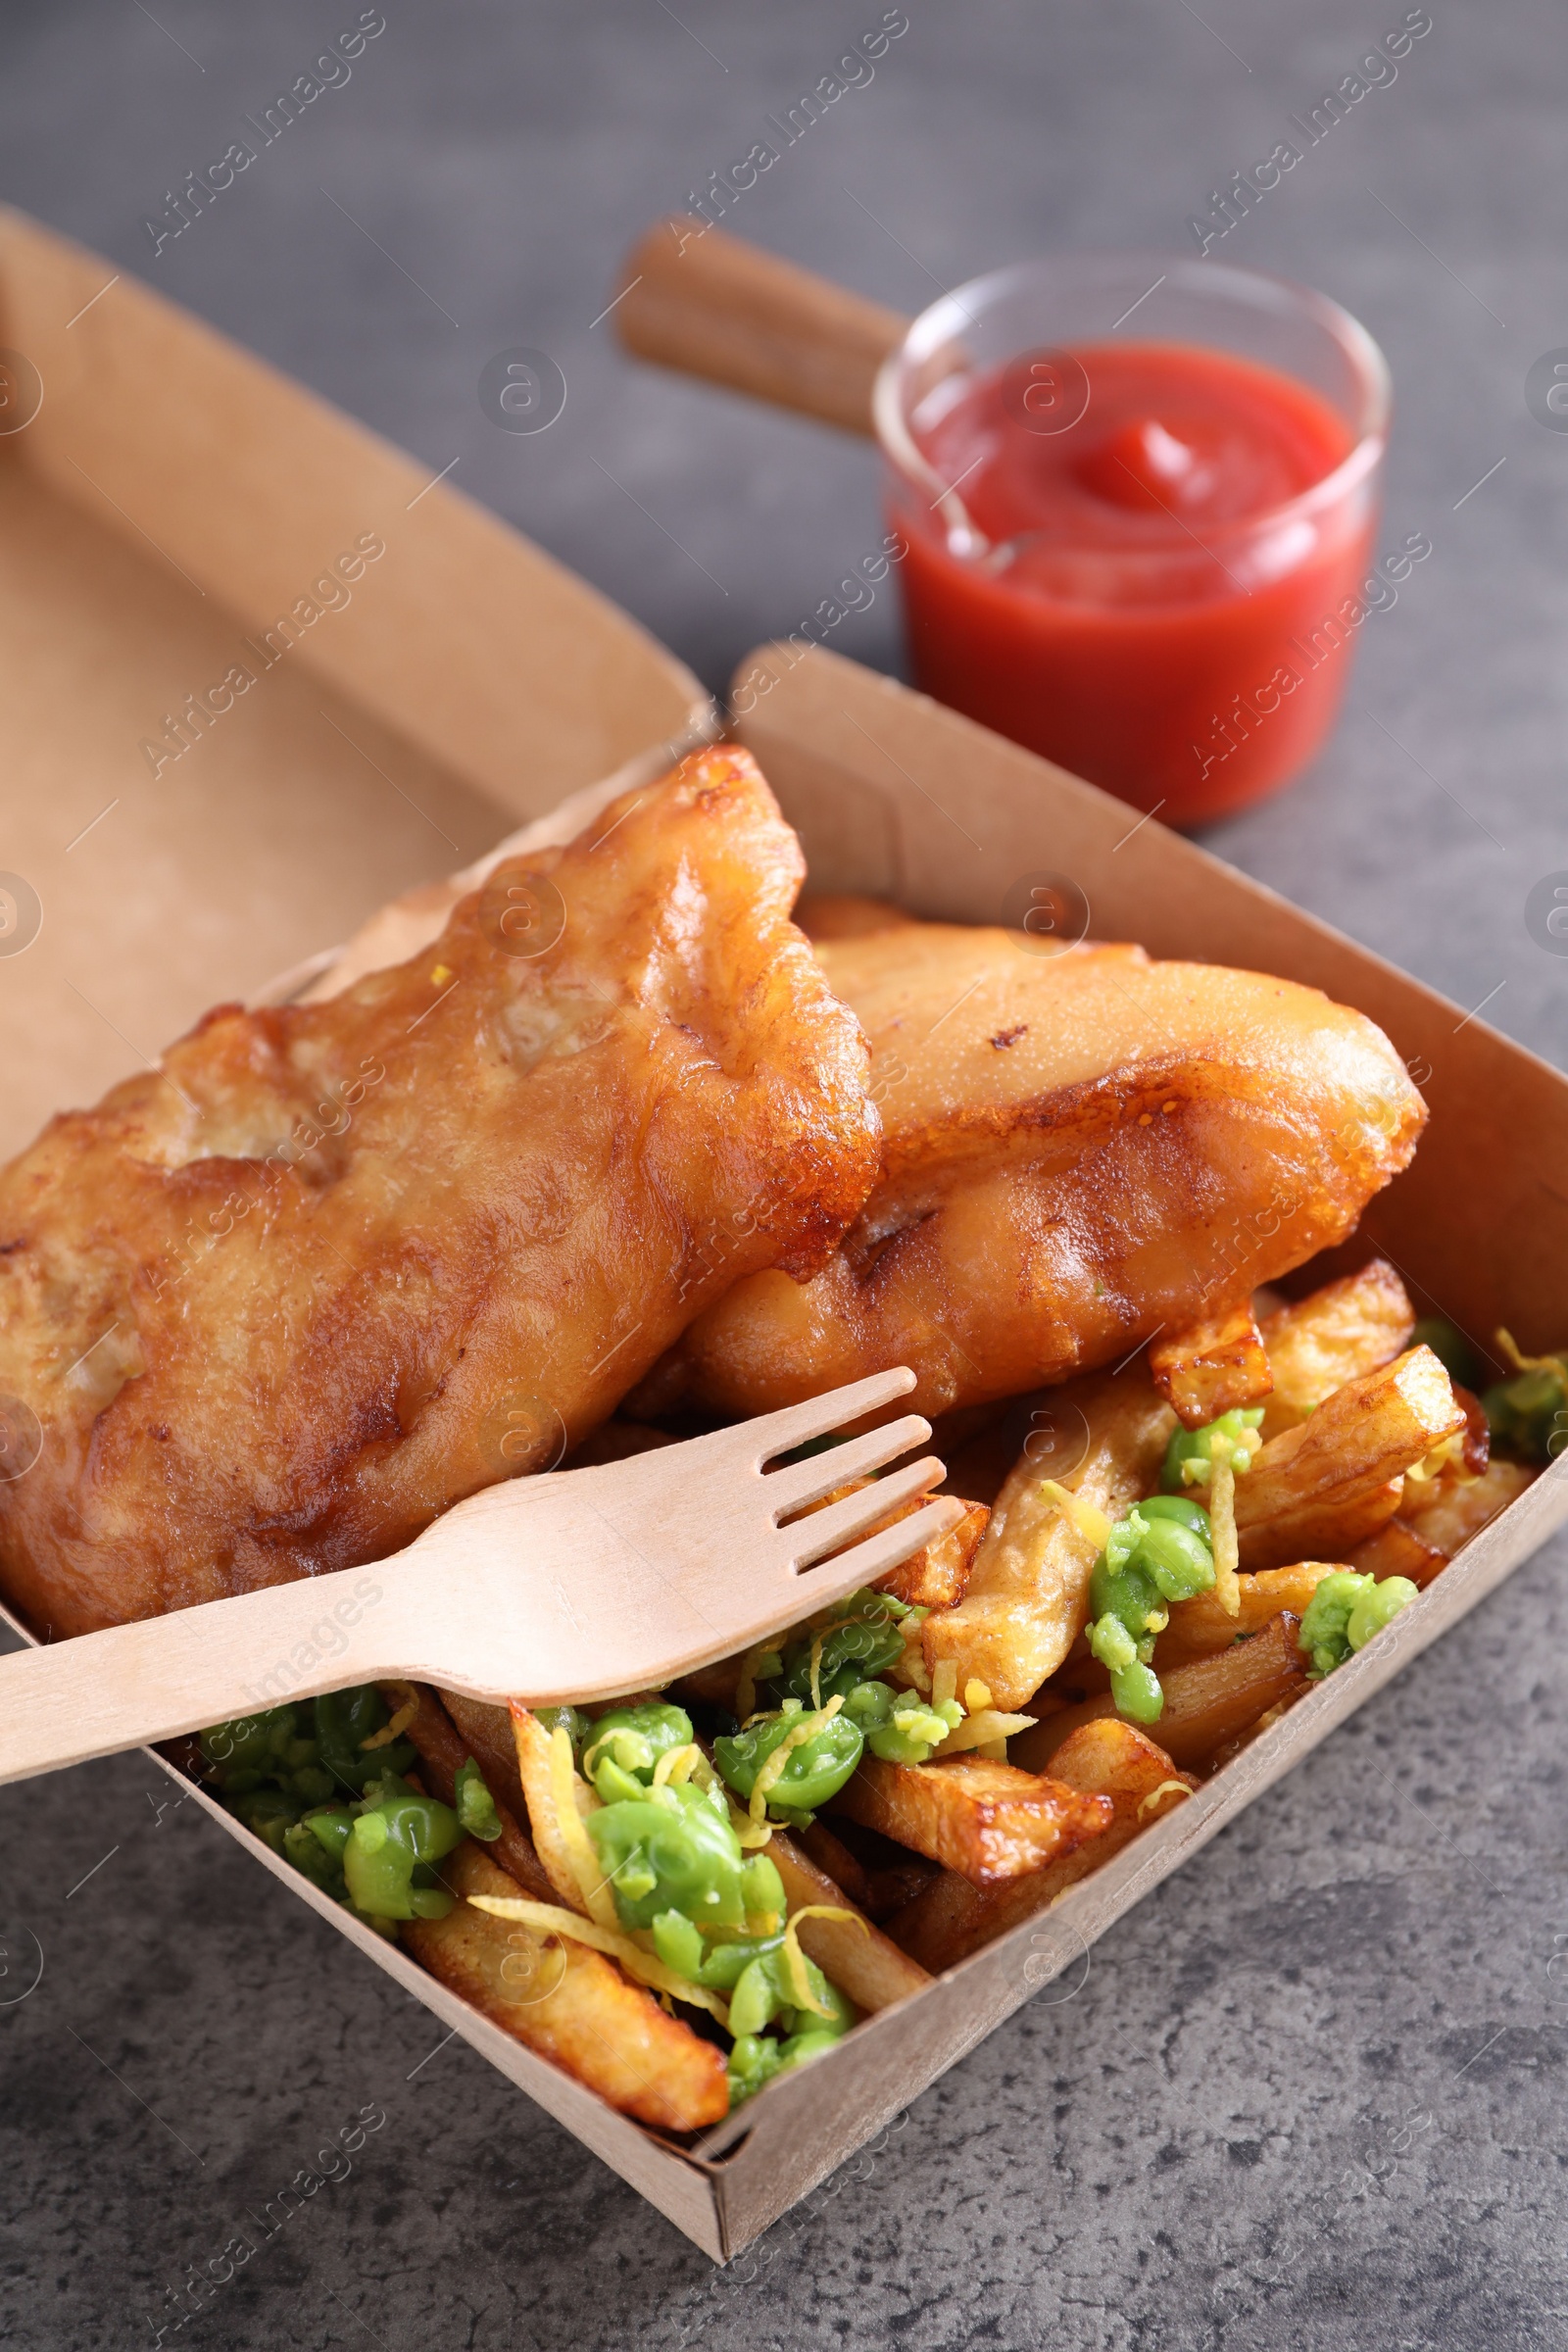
top-left (0, 1368), bottom-right (958, 1786)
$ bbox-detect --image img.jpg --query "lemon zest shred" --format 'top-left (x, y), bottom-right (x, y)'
top-left (1039, 1479), bottom-right (1112, 1554)
top-left (1496, 1328), bottom-right (1567, 1377)
top-left (781, 1903), bottom-right (865, 2018)
top-left (725, 1796), bottom-right (774, 1850)
top-left (1207, 1437), bottom-right (1241, 1618)
top-left (548, 1725), bottom-right (618, 1932)
top-left (930, 1659), bottom-right (958, 1712)
top-left (1137, 1778), bottom-right (1194, 1821)
top-left (929, 1708), bottom-right (1036, 1758)
top-left (362, 1685), bottom-right (418, 1749)
top-left (651, 1741), bottom-right (704, 1788)
top-left (466, 1894), bottom-right (731, 2023)
top-left (749, 1695), bottom-right (844, 1825)
top-left (361, 1700), bottom-right (416, 1751)
top-left (963, 1678), bottom-right (994, 1715)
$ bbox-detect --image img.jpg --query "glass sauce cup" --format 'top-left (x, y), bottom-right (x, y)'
top-left (873, 253), bottom-right (1390, 823)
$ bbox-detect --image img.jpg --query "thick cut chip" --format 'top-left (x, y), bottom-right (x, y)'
top-left (887, 1719), bottom-right (1191, 1971)
top-left (634, 925), bottom-right (1426, 1421)
top-left (406, 1841), bottom-right (729, 2132)
top-left (1234, 1346), bottom-right (1463, 1571)
top-left (767, 1830), bottom-right (931, 2011)
top-left (1257, 1258), bottom-right (1415, 1439)
top-left (829, 1752), bottom-right (1112, 1887)
top-left (1352, 1455), bottom-right (1535, 1583)
top-left (874, 1495), bottom-right (990, 1609)
top-left (1154, 1565), bottom-right (1342, 1670)
top-left (1015, 1613), bottom-right (1308, 1774)
top-left (1344, 1519), bottom-right (1446, 1588)
top-left (1151, 1303), bottom-right (1273, 1430)
top-left (921, 1367), bottom-right (1176, 1710)
top-left (1401, 1454), bottom-right (1535, 1554)
top-left (0, 749), bottom-right (881, 1637)
top-left (1050, 1563), bottom-right (1344, 1693)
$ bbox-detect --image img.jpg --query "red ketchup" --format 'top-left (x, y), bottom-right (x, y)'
top-left (895, 341), bottom-right (1377, 821)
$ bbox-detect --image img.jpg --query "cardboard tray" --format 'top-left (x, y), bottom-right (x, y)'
top-left (0, 207), bottom-right (712, 1159)
top-left (4, 213), bottom-right (1566, 2266)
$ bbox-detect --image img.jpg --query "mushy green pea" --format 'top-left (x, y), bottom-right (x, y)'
top-left (1085, 1494), bottom-right (1219, 1724)
top-left (712, 1704), bottom-right (864, 1825)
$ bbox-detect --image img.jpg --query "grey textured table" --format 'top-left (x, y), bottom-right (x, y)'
top-left (2, 4), bottom-right (1566, 2346)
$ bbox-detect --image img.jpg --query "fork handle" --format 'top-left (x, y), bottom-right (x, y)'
top-left (613, 216), bottom-right (908, 435)
top-left (0, 1560), bottom-right (406, 1788)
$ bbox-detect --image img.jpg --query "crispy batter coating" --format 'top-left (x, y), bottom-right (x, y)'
top-left (0, 749), bottom-right (880, 1636)
top-left (633, 923), bottom-right (1426, 1421)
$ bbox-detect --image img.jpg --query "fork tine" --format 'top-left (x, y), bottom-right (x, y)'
top-left (783, 1454), bottom-right (948, 1569)
top-left (791, 1494), bottom-right (966, 1594)
top-left (765, 1413), bottom-right (933, 1515)
top-left (735, 1368), bottom-right (920, 1469)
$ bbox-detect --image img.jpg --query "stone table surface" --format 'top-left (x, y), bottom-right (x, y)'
top-left (2, 2), bottom-right (1567, 2346)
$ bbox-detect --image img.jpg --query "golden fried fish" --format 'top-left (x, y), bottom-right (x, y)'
top-left (632, 921), bottom-right (1425, 1422)
top-left (0, 749), bottom-right (880, 1637)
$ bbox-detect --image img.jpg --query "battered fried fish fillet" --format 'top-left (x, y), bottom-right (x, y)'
top-left (0, 748), bottom-right (880, 1637)
top-left (632, 922), bottom-right (1425, 1422)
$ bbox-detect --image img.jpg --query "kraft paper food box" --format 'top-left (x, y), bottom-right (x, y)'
top-left (2, 211), bottom-right (1563, 2260)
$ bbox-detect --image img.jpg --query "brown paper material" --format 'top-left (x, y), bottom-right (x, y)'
top-left (4, 204), bottom-right (1563, 2263)
top-left (0, 208), bottom-right (710, 1151)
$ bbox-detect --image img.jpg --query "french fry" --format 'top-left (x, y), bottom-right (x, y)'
top-left (809, 1480), bottom-right (989, 1611)
top-left (1234, 1346), bottom-right (1462, 1570)
top-left (1151, 1303), bottom-right (1273, 1430)
top-left (1209, 1695), bottom-right (1297, 1773)
top-left (887, 1721), bottom-right (1193, 1971)
top-left (1346, 1447), bottom-right (1528, 1588)
top-left (768, 1829), bottom-right (931, 2009)
top-left (794, 1818), bottom-right (872, 1909)
top-left (1153, 1564), bottom-right (1342, 1670)
top-left (1242, 1478), bottom-right (1407, 1569)
top-left (1257, 1258), bottom-right (1414, 1439)
top-left (829, 1752), bottom-right (1113, 1886)
top-left (1013, 1612), bottom-right (1308, 1774)
top-left (923, 1368), bottom-right (1176, 1709)
top-left (862, 1857), bottom-right (941, 1921)
top-left (1344, 1518), bottom-right (1446, 1588)
top-left (876, 1496), bottom-right (990, 1609)
top-left (1452, 1384), bottom-right (1492, 1478)
top-left (395, 1683), bottom-right (555, 1902)
top-left (407, 1841), bottom-right (730, 2132)
top-left (798, 1810), bottom-right (941, 1922)
top-left (1391, 1455), bottom-right (1535, 1562)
